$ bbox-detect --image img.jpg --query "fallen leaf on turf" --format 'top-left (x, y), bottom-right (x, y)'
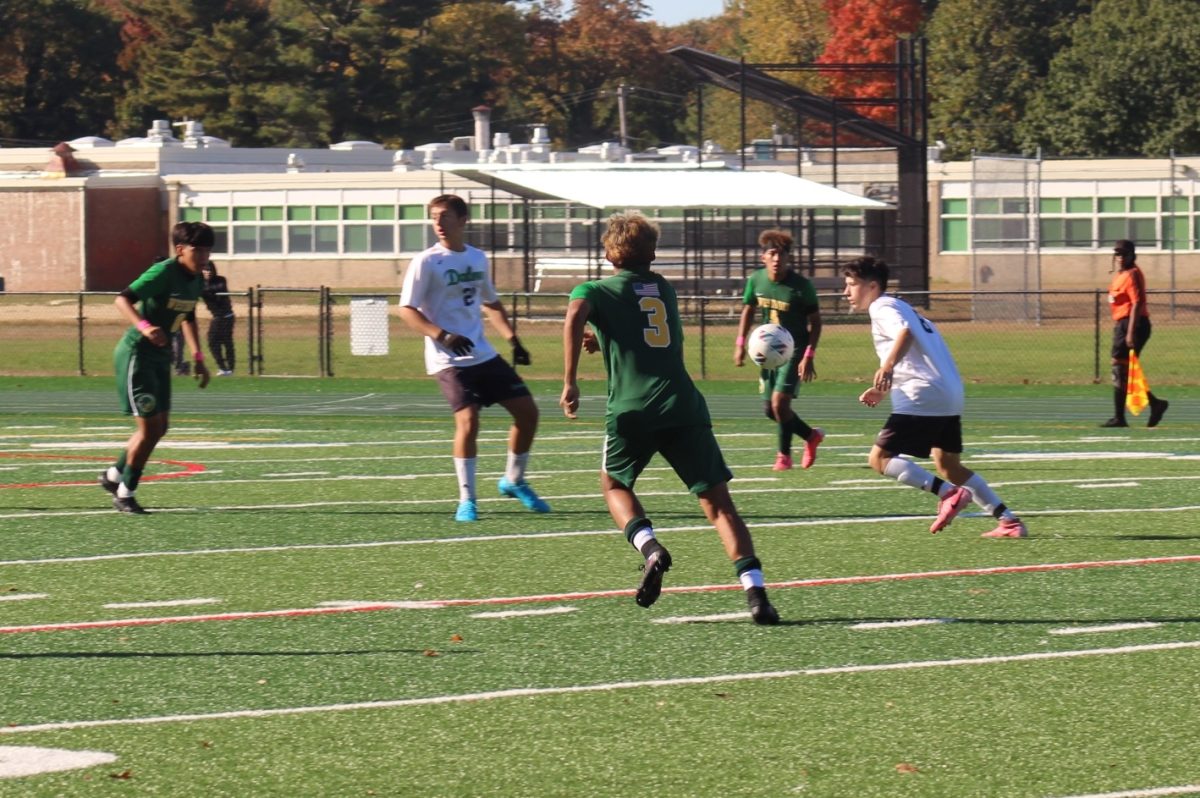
top-left (713, 692), bottom-right (730, 699)
top-left (895, 763), bottom-right (919, 774)
top-left (449, 634), bottom-right (463, 643)
top-left (110, 770), bottom-right (134, 780)
top-left (423, 649), bottom-right (439, 657)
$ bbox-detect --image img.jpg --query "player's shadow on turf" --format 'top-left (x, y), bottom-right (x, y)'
top-left (0, 648), bottom-right (482, 660)
top-left (1114, 534), bottom-right (1200, 541)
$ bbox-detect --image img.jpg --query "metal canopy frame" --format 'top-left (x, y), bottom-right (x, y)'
top-left (668, 45), bottom-right (930, 292)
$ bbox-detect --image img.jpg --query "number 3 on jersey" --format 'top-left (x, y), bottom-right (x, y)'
top-left (639, 297), bottom-right (670, 347)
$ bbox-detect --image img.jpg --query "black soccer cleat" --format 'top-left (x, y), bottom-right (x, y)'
top-left (1099, 417), bottom-right (1128, 428)
top-left (98, 472), bottom-right (119, 495)
top-left (1148, 398), bottom-right (1169, 428)
top-left (113, 495), bottom-right (148, 515)
top-left (635, 549), bottom-right (672, 608)
top-left (746, 586), bottom-right (780, 626)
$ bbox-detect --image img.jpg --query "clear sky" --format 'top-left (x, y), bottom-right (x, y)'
top-left (556, 1), bottom-right (726, 26)
top-left (644, 0), bottom-right (726, 25)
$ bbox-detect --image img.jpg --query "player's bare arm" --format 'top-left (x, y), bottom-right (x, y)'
top-left (181, 318), bottom-right (210, 388)
top-left (560, 298), bottom-right (590, 418)
top-left (733, 304), bottom-right (754, 367)
top-left (114, 293), bottom-right (166, 348)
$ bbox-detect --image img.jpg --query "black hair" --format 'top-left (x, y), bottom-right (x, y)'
top-left (843, 256), bottom-right (890, 293)
top-left (172, 221), bottom-right (215, 248)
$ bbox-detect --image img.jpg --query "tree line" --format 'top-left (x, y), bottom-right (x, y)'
top-left (2, 0), bottom-right (1198, 158)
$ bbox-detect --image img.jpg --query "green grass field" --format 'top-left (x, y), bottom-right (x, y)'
top-left (1, 377), bottom-right (1198, 796)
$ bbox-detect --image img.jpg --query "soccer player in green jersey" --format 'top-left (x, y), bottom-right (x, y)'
top-left (734, 229), bottom-right (825, 471)
top-left (561, 211), bottom-right (780, 625)
top-left (100, 222), bottom-right (212, 513)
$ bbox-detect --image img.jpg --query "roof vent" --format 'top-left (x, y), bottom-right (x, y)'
top-left (329, 140), bottom-right (384, 151)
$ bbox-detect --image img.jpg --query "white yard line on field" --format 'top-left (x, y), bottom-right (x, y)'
top-left (102, 598), bottom-right (221, 610)
top-left (0, 593), bottom-right (47, 602)
top-left (1048, 622), bottom-right (1162, 636)
top-left (470, 607), bottom-right (578, 619)
top-left (3, 640), bottom-right (1199, 736)
top-left (850, 619), bottom-right (952, 630)
top-left (1052, 785), bottom-right (1200, 798)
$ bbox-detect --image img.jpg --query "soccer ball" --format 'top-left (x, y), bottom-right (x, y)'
top-left (747, 323), bottom-right (795, 370)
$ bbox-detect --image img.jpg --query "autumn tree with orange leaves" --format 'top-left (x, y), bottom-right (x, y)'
top-left (816, 0), bottom-right (923, 125)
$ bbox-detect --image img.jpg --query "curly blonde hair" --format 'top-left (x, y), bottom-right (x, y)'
top-left (602, 211), bottom-right (659, 272)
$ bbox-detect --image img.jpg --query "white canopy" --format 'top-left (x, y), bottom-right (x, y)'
top-left (438, 162), bottom-right (890, 210)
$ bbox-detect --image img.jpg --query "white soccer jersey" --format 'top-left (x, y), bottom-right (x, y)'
top-left (868, 294), bottom-right (964, 416)
top-left (400, 243), bottom-right (500, 374)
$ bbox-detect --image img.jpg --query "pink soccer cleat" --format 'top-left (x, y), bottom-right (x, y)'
top-left (982, 517), bottom-right (1028, 538)
top-left (772, 453), bottom-right (793, 471)
top-left (930, 486), bottom-right (972, 534)
top-left (801, 428), bottom-right (825, 469)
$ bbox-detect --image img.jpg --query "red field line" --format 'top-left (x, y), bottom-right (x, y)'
top-left (4, 554), bottom-right (1199, 634)
top-left (0, 452), bottom-right (205, 489)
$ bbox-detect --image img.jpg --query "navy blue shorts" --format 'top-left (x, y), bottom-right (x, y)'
top-left (436, 356), bottom-right (531, 411)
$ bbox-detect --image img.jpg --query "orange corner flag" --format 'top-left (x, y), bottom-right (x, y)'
top-left (1126, 351), bottom-right (1150, 415)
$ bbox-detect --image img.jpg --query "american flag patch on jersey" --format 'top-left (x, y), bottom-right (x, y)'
top-left (633, 282), bottom-right (660, 297)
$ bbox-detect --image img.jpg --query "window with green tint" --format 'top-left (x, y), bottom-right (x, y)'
top-left (1041, 218), bottom-right (1092, 247)
top-left (1099, 218), bottom-right (1128, 243)
top-left (314, 225), bottom-right (338, 252)
top-left (1162, 217), bottom-right (1188, 249)
top-left (260, 207), bottom-right (284, 222)
top-left (489, 204), bottom-right (511, 220)
top-left (315, 206), bottom-right (338, 221)
top-left (289, 226), bottom-right (314, 252)
top-left (1161, 196), bottom-right (1188, 213)
top-left (1066, 198), bottom-right (1094, 214)
top-left (656, 208), bottom-right (685, 218)
top-left (539, 206), bottom-right (567, 219)
top-left (371, 205), bottom-right (395, 221)
top-left (400, 204), bottom-right (425, 220)
top-left (206, 207), bottom-right (229, 222)
top-left (941, 198), bottom-right (967, 215)
top-left (1195, 197), bottom-right (1200, 211)
top-left (343, 206), bottom-right (369, 221)
top-left (400, 225), bottom-right (428, 251)
top-left (973, 198), bottom-right (1000, 214)
top-left (470, 205), bottom-right (486, 220)
top-left (233, 227), bottom-right (258, 253)
top-left (1130, 197), bottom-right (1156, 213)
top-left (180, 207), bottom-right (203, 222)
top-left (1131, 217), bottom-right (1155, 246)
top-left (1195, 216), bottom-right (1200, 247)
top-left (941, 218), bottom-right (968, 251)
top-left (1099, 198), bottom-right (1126, 213)
top-left (233, 207), bottom-right (257, 222)
top-left (260, 226), bottom-right (283, 253)
top-left (344, 225), bottom-right (369, 252)
top-left (288, 206), bottom-right (313, 221)
top-left (369, 226), bottom-right (394, 252)
top-left (1040, 198), bottom-right (1062, 214)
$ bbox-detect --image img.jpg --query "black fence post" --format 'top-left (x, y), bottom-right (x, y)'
top-left (77, 293), bottom-right (86, 376)
top-left (324, 286), bottom-right (334, 377)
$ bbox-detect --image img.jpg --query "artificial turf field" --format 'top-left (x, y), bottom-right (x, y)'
top-left (1, 377), bottom-right (1198, 797)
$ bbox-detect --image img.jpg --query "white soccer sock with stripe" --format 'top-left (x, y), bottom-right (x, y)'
top-left (106, 467), bottom-right (121, 483)
top-left (963, 474), bottom-right (1015, 519)
top-left (631, 527), bottom-right (656, 553)
top-left (505, 451), bottom-right (529, 484)
top-left (454, 457), bottom-right (476, 502)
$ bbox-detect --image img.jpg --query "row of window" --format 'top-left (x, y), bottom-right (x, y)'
top-left (180, 203), bottom-right (864, 257)
top-left (941, 196), bottom-right (1200, 251)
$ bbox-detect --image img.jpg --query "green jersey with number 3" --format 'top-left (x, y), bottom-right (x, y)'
top-left (570, 269), bottom-right (710, 425)
top-left (119, 258), bottom-right (203, 360)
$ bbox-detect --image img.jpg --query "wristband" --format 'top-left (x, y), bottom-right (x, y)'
top-left (735, 336), bottom-right (746, 347)
top-left (803, 346), bottom-right (815, 359)
top-left (193, 351), bottom-right (205, 363)
top-left (136, 319), bottom-right (153, 332)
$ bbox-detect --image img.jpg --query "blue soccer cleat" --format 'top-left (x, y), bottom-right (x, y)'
top-left (455, 499), bottom-right (478, 522)
top-left (497, 477), bottom-right (550, 513)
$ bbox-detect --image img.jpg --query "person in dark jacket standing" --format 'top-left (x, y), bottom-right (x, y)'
top-left (200, 261), bottom-right (236, 376)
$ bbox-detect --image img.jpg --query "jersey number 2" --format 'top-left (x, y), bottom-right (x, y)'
top-left (639, 297), bottom-right (670, 347)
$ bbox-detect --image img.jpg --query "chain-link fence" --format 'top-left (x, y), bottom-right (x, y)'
top-left (2, 288), bottom-right (1197, 385)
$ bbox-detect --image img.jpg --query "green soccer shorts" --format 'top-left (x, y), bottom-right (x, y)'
top-left (603, 416), bottom-right (733, 495)
top-left (114, 342), bottom-right (172, 417)
top-left (758, 354), bottom-right (803, 399)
